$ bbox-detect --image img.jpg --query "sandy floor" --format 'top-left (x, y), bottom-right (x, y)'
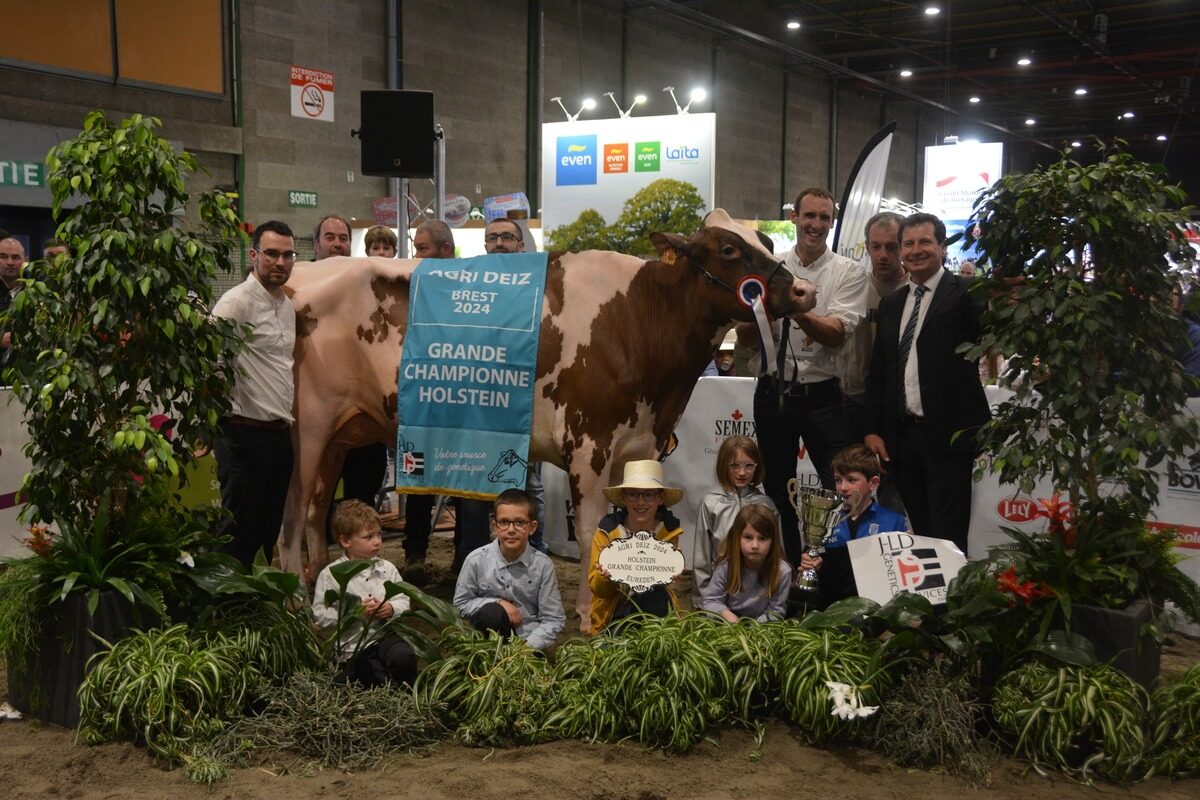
top-left (2, 526), bottom-right (1198, 799)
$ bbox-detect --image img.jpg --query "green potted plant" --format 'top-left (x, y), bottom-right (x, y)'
top-left (962, 144), bottom-right (1200, 683)
top-left (0, 110), bottom-right (244, 725)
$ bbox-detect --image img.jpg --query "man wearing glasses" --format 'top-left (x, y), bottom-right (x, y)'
top-left (483, 218), bottom-right (526, 254)
top-left (212, 220), bottom-right (298, 568)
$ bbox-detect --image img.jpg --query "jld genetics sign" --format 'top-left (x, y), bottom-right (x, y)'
top-left (541, 113), bottom-right (715, 231)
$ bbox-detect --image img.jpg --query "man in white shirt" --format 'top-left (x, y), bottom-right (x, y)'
top-left (754, 187), bottom-right (867, 565)
top-left (212, 220), bottom-right (297, 567)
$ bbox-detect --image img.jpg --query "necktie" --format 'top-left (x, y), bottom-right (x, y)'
top-left (897, 284), bottom-right (928, 379)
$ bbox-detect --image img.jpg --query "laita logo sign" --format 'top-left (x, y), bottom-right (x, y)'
top-left (634, 141), bottom-right (661, 172)
top-left (603, 143), bottom-right (628, 174)
top-left (665, 144), bottom-right (701, 163)
top-left (556, 135), bottom-right (597, 185)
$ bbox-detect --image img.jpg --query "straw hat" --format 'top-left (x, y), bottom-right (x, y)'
top-left (603, 459), bottom-right (684, 507)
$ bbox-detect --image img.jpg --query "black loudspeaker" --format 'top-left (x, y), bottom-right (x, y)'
top-left (359, 90), bottom-right (435, 178)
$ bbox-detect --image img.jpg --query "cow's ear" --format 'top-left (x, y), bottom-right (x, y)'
top-left (650, 232), bottom-right (687, 265)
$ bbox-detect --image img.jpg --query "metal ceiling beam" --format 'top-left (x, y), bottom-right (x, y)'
top-left (1020, 0), bottom-right (1200, 128)
top-left (636, 0), bottom-right (1057, 150)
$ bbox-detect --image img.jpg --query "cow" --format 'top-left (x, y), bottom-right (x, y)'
top-left (280, 210), bottom-right (815, 633)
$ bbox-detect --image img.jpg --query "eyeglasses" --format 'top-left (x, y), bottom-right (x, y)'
top-left (493, 518), bottom-right (531, 530)
top-left (256, 248), bottom-right (298, 262)
top-left (484, 232), bottom-right (520, 244)
top-left (621, 490), bottom-right (662, 502)
top-left (731, 462), bottom-right (758, 472)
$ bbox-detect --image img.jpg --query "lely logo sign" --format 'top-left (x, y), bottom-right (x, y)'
top-left (556, 135), bottom-right (597, 185)
top-left (996, 495), bottom-right (1042, 523)
top-left (634, 141), bottom-right (660, 172)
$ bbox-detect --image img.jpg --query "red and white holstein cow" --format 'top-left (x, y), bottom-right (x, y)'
top-left (280, 210), bottom-right (815, 632)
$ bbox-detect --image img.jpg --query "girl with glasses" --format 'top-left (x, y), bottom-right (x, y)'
top-left (692, 436), bottom-right (779, 606)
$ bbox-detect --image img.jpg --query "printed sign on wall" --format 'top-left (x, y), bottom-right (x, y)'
top-left (922, 141), bottom-right (1003, 268)
top-left (290, 65), bottom-right (335, 122)
top-left (541, 113), bottom-right (716, 232)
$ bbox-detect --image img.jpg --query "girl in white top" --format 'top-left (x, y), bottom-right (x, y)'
top-left (692, 435), bottom-right (778, 605)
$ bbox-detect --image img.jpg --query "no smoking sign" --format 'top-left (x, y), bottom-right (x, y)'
top-left (290, 65), bottom-right (335, 122)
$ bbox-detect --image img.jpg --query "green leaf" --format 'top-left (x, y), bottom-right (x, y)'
top-left (105, 576), bottom-right (135, 604)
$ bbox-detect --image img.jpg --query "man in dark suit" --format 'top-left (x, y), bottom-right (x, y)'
top-left (863, 212), bottom-right (990, 554)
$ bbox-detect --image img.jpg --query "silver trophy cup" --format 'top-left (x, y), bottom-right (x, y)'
top-left (787, 480), bottom-right (845, 592)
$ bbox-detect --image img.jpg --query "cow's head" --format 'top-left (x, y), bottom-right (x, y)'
top-left (648, 209), bottom-right (815, 320)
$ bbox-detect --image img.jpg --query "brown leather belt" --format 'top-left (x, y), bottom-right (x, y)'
top-left (224, 415), bottom-right (290, 431)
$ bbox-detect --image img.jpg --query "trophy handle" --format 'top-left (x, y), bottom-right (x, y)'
top-left (786, 477), bottom-right (803, 518)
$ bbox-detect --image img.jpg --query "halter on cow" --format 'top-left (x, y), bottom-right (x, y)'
top-left (280, 210), bottom-right (815, 633)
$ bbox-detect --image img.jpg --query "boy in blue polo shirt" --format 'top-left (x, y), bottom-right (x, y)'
top-left (800, 444), bottom-right (908, 607)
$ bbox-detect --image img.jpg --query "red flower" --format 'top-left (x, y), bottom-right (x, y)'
top-left (1038, 493), bottom-right (1077, 549)
top-left (996, 566), bottom-right (1055, 606)
top-left (23, 523), bottom-right (54, 557)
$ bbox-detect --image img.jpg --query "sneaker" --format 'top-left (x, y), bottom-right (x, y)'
top-left (402, 559), bottom-right (426, 586)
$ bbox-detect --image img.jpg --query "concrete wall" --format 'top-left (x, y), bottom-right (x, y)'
top-left (0, 0), bottom-right (972, 241)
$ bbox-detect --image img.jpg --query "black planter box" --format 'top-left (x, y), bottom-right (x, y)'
top-left (7, 591), bottom-right (137, 729)
top-left (1070, 599), bottom-right (1160, 688)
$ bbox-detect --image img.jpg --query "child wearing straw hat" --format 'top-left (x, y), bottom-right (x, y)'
top-left (587, 459), bottom-right (686, 634)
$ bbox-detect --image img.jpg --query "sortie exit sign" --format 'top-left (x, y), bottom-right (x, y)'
top-left (288, 190), bottom-right (318, 208)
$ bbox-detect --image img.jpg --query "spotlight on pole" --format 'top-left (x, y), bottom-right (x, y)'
top-left (604, 91), bottom-right (647, 118)
top-left (550, 96), bottom-right (596, 122)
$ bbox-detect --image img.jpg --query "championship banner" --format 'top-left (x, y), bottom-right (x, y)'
top-left (395, 253), bottom-right (547, 499)
top-left (832, 122), bottom-right (897, 264)
top-left (848, 532), bottom-right (967, 606)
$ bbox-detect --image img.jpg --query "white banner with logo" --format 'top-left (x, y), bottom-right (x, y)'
top-left (922, 141), bottom-right (1003, 269)
top-left (540, 113), bottom-right (716, 233)
top-left (833, 122), bottom-right (896, 265)
top-left (848, 532), bottom-right (967, 606)
top-left (968, 388), bottom-right (1200, 592)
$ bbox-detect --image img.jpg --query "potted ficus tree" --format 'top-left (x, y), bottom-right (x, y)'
top-left (0, 110), bottom-right (244, 725)
top-left (962, 144), bottom-right (1200, 684)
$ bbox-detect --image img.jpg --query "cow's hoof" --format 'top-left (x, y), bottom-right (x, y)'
top-left (402, 559), bottom-right (427, 586)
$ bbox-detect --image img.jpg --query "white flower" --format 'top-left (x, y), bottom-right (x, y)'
top-left (826, 680), bottom-right (879, 720)
top-left (177, 551), bottom-right (194, 568)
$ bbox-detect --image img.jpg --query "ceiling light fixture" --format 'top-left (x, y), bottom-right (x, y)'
top-left (1070, 140), bottom-right (1082, 147)
top-left (1074, 87), bottom-right (1088, 96)
top-left (1017, 57), bottom-right (1032, 66)
top-left (1123, 111), bottom-right (1135, 119)
top-left (1025, 118), bottom-right (1036, 126)
top-left (900, 69), bottom-right (913, 77)
top-left (924, 5), bottom-right (941, 15)
top-left (786, 20), bottom-right (801, 30)
top-left (604, 91), bottom-right (646, 118)
top-left (969, 96), bottom-right (981, 104)
top-left (549, 96), bottom-right (596, 122)
top-left (663, 86), bottom-right (707, 114)
top-left (1157, 134), bottom-right (1168, 141)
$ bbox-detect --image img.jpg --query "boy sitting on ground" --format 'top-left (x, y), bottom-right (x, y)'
top-left (800, 444), bottom-right (909, 608)
top-left (453, 488), bottom-right (566, 651)
top-left (312, 499), bottom-right (417, 686)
